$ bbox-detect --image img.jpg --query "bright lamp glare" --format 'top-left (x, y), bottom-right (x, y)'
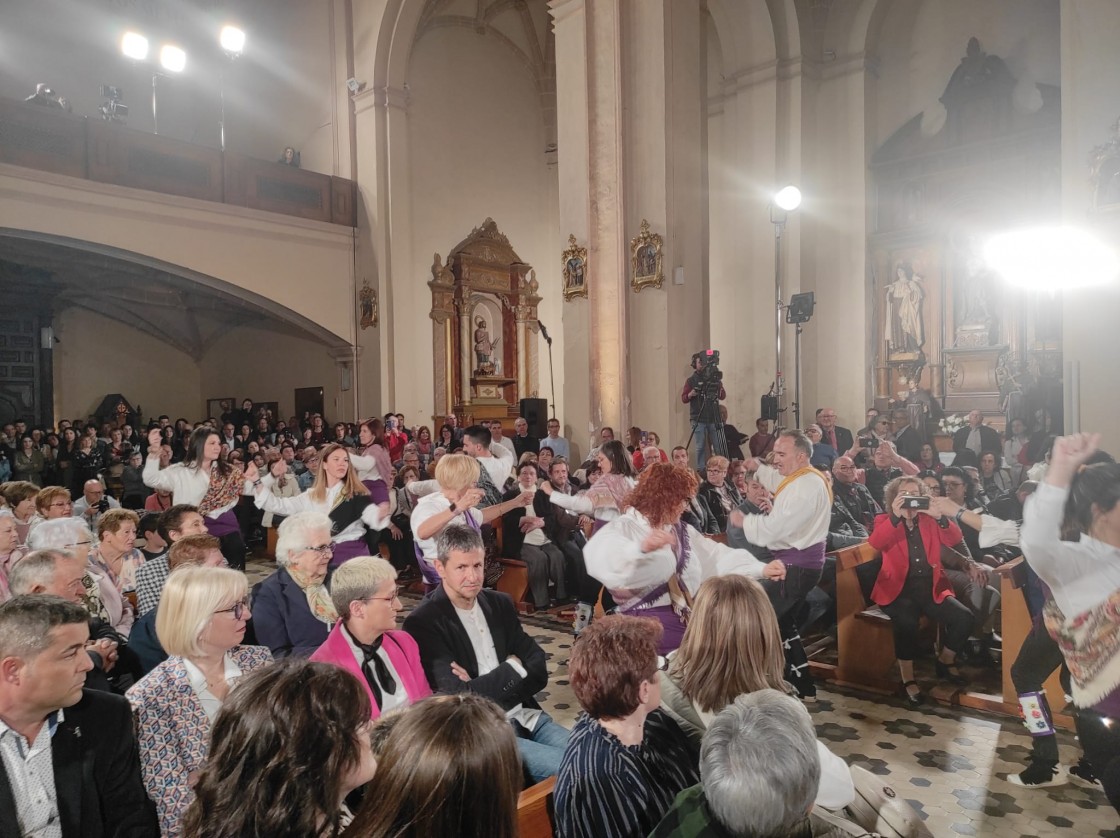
top-left (984, 227), bottom-right (1120, 292)
top-left (121, 31), bottom-right (149, 61)
top-left (774, 186), bottom-right (802, 211)
top-left (219, 25), bottom-right (245, 54)
top-left (160, 44), bottom-right (187, 73)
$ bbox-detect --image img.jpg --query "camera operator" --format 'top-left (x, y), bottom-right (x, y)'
top-left (73, 478), bottom-right (120, 530)
top-left (681, 351), bottom-right (726, 470)
top-left (866, 476), bottom-right (976, 705)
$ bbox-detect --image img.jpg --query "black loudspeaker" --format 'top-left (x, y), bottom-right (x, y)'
top-left (760, 394), bottom-right (779, 422)
top-left (519, 398), bottom-right (548, 438)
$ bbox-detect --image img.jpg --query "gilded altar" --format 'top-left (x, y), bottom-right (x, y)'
top-left (429, 218), bottom-right (542, 423)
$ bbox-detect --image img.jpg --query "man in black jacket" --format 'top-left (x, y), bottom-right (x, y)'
top-left (952, 409), bottom-right (1002, 467)
top-left (403, 524), bottom-right (569, 782)
top-left (0, 595), bottom-right (158, 838)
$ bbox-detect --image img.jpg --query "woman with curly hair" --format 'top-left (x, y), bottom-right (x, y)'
top-left (583, 463), bottom-right (786, 653)
top-left (182, 659), bottom-right (375, 838)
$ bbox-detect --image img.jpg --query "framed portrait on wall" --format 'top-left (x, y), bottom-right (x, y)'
top-left (630, 218), bottom-right (663, 292)
top-left (561, 234), bottom-right (588, 301)
top-left (206, 398), bottom-right (235, 420)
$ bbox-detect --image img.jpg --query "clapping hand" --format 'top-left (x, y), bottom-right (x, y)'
top-left (456, 487), bottom-right (485, 511)
top-left (763, 559), bottom-right (787, 581)
top-left (518, 489), bottom-right (536, 507)
top-left (1048, 433), bottom-right (1102, 487)
top-left (243, 462), bottom-right (259, 484)
top-left (729, 508), bottom-right (745, 529)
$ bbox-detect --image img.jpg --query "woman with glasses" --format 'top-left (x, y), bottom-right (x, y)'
top-left (252, 511), bottom-right (339, 659)
top-left (127, 564), bottom-right (272, 837)
top-left (696, 455), bottom-right (743, 534)
top-left (310, 555), bottom-right (431, 718)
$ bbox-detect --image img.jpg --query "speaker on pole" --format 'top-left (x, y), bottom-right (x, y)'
top-left (519, 398), bottom-right (548, 439)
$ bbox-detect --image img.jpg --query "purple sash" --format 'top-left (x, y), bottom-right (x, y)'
top-left (205, 509), bottom-right (241, 538)
top-left (619, 521), bottom-right (691, 613)
top-left (413, 509), bottom-right (482, 586)
top-left (635, 605), bottom-right (687, 655)
top-left (330, 538), bottom-right (368, 569)
top-left (773, 542), bottom-right (826, 571)
top-left (362, 479), bottom-right (390, 505)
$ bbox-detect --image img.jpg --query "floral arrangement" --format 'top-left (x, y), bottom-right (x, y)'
top-left (938, 414), bottom-right (966, 436)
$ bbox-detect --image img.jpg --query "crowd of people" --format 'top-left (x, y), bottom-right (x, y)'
top-left (0, 398), bottom-right (1117, 836)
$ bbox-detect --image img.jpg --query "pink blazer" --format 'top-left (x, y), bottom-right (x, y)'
top-left (310, 624), bottom-right (431, 718)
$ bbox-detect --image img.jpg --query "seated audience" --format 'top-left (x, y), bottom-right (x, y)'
top-left (748, 418), bottom-right (776, 459)
top-left (127, 565), bottom-right (272, 837)
top-left (12, 435), bottom-right (45, 485)
top-left (0, 509), bottom-right (23, 601)
top-left (137, 512), bottom-right (166, 561)
top-left (831, 456), bottom-right (881, 532)
top-left (555, 615), bottom-right (701, 838)
top-left (868, 476), bottom-right (975, 704)
top-left (658, 575), bottom-right (854, 809)
top-left (501, 462), bottom-right (569, 608)
top-left (806, 424), bottom-right (839, 469)
top-left (673, 446), bottom-right (715, 533)
top-left (0, 594), bottom-right (159, 837)
top-left (651, 690), bottom-right (866, 838)
top-left (862, 440), bottom-right (912, 508)
top-left (697, 455), bottom-right (743, 534)
top-left (72, 478), bottom-right (121, 531)
top-left (403, 524), bottom-right (569, 782)
top-left (311, 555), bottom-right (430, 716)
top-left (32, 484), bottom-right (73, 531)
top-left (1, 480), bottom-right (38, 544)
top-left (348, 693), bottom-right (521, 838)
top-left (252, 510), bottom-right (338, 658)
top-left (121, 449), bottom-right (148, 509)
top-left (952, 409), bottom-right (1002, 466)
top-left (90, 508), bottom-right (145, 597)
top-left (979, 450), bottom-right (1013, 495)
top-left (133, 504), bottom-right (207, 616)
top-left (917, 442), bottom-right (942, 474)
top-left (144, 487), bottom-right (173, 513)
top-left (183, 659), bottom-right (376, 838)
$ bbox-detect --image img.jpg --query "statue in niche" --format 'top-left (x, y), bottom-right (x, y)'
top-left (893, 366), bottom-right (942, 441)
top-left (474, 317), bottom-right (492, 367)
top-left (886, 262), bottom-right (925, 355)
top-left (954, 249), bottom-right (998, 347)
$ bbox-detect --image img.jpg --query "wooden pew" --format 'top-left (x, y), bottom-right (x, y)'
top-left (492, 523), bottom-right (534, 614)
top-left (833, 542), bottom-right (899, 693)
top-left (517, 776), bottom-right (557, 838)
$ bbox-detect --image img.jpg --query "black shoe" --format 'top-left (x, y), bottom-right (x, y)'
top-left (1068, 759), bottom-right (1102, 790)
top-left (935, 659), bottom-right (968, 685)
top-left (1008, 761), bottom-right (1066, 788)
top-left (902, 680), bottom-right (925, 707)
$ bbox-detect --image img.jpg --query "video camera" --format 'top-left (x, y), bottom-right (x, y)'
top-left (691, 349), bottom-right (722, 383)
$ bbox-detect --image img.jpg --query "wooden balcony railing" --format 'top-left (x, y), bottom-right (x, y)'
top-left (0, 97), bottom-right (356, 227)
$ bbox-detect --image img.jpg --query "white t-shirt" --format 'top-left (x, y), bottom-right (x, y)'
top-left (410, 493), bottom-right (483, 564)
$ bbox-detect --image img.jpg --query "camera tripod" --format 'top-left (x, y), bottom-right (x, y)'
top-left (684, 378), bottom-right (728, 465)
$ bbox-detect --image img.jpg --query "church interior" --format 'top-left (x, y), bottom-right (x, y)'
top-left (3, 0), bottom-right (1120, 835)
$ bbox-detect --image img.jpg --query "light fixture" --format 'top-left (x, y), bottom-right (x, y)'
top-left (159, 44), bottom-right (187, 73)
top-left (121, 31), bottom-right (149, 61)
top-left (219, 25), bottom-right (245, 55)
top-left (984, 226), bottom-right (1120, 291)
top-left (774, 185), bottom-right (803, 212)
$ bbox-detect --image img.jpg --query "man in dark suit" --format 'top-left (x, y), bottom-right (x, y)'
top-left (0, 595), bottom-right (158, 837)
top-left (816, 407), bottom-right (854, 457)
top-left (511, 417), bottom-right (540, 460)
top-left (890, 409), bottom-right (923, 463)
top-left (403, 524), bottom-right (569, 782)
top-left (952, 409), bottom-right (1002, 467)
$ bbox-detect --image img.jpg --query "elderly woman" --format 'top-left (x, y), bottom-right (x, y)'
top-left (255, 443), bottom-right (387, 567)
top-left (349, 693), bottom-right (521, 838)
top-left (584, 463), bottom-right (785, 653)
top-left (252, 510), bottom-right (338, 658)
top-left (868, 476), bottom-right (976, 704)
top-left (410, 453), bottom-right (533, 587)
top-left (143, 425), bottom-right (257, 571)
top-left (128, 565), bottom-right (272, 837)
top-left (555, 615), bottom-right (700, 838)
top-left (310, 555), bottom-right (430, 717)
top-left (501, 462), bottom-right (568, 609)
top-left (696, 455), bottom-right (743, 534)
top-left (979, 450), bottom-right (1013, 495)
top-left (659, 575), bottom-right (854, 809)
top-left (806, 424), bottom-right (839, 470)
top-left (27, 484), bottom-right (72, 534)
top-left (183, 660), bottom-right (376, 837)
top-left (0, 510), bottom-right (23, 602)
top-left (90, 508), bottom-right (146, 598)
top-left (0, 480), bottom-right (39, 545)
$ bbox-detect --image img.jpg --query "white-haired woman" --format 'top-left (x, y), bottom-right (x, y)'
top-left (254, 443), bottom-right (388, 567)
top-left (127, 565), bottom-right (272, 837)
top-left (310, 555), bottom-right (431, 717)
top-left (28, 516), bottom-right (133, 637)
top-left (251, 510), bottom-right (338, 658)
top-left (0, 510), bottom-right (24, 603)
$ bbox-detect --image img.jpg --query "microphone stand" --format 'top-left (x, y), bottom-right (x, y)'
top-left (538, 320), bottom-right (557, 423)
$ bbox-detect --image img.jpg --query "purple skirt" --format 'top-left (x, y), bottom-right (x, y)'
top-left (625, 605), bottom-right (686, 655)
top-left (363, 479), bottom-right (390, 505)
top-left (205, 509), bottom-right (241, 538)
top-left (330, 538), bottom-right (370, 569)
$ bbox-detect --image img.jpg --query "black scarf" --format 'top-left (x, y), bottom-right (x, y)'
top-left (358, 635), bottom-right (398, 708)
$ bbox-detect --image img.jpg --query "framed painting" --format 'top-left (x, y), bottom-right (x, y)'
top-left (561, 234), bottom-right (588, 301)
top-left (630, 218), bottom-right (663, 292)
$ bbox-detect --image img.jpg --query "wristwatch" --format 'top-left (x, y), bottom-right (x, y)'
top-left (954, 508), bottom-right (966, 524)
top-left (448, 502), bottom-right (457, 514)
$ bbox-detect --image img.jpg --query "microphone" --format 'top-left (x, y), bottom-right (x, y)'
top-left (537, 320), bottom-right (552, 344)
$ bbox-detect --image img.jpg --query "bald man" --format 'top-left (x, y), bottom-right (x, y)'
top-left (72, 479), bottom-right (120, 529)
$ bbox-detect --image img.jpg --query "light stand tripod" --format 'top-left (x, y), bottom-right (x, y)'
top-left (537, 320), bottom-right (557, 422)
top-left (785, 292), bottom-right (815, 430)
top-left (684, 372), bottom-right (728, 463)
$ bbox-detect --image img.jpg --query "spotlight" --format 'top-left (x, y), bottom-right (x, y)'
top-left (785, 292), bottom-right (816, 324)
top-left (984, 226), bottom-right (1120, 291)
top-left (219, 25), bottom-right (245, 55)
top-left (774, 185), bottom-right (803, 212)
top-left (121, 31), bottom-right (149, 61)
top-left (159, 44), bottom-right (187, 73)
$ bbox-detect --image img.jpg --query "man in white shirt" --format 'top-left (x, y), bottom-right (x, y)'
top-left (487, 420), bottom-right (516, 462)
top-left (731, 430), bottom-right (832, 698)
top-left (403, 524), bottom-right (569, 782)
top-left (462, 424), bottom-right (515, 495)
top-left (0, 595), bottom-right (158, 837)
top-left (72, 481), bottom-right (120, 531)
top-left (540, 417), bottom-right (571, 461)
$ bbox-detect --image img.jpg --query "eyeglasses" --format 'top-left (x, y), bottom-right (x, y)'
top-left (942, 480), bottom-right (965, 488)
top-left (706, 467), bottom-right (727, 473)
top-left (66, 540), bottom-right (93, 548)
top-left (302, 544), bottom-right (334, 556)
top-left (215, 597), bottom-right (251, 620)
top-left (365, 586), bottom-right (401, 604)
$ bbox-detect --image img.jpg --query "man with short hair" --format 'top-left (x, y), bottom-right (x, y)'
top-left (816, 407), bottom-right (854, 456)
top-left (488, 419), bottom-right (515, 461)
top-left (72, 480), bottom-right (120, 530)
top-left (541, 417), bottom-right (571, 461)
top-left (132, 505), bottom-right (208, 616)
top-left (863, 441), bottom-right (914, 508)
top-left (587, 426), bottom-right (614, 460)
top-left (403, 524), bottom-right (569, 782)
top-left (512, 417), bottom-right (539, 460)
top-left (891, 408), bottom-right (923, 463)
top-left (732, 431), bottom-right (832, 697)
top-left (748, 418), bottom-right (776, 459)
top-left (952, 409), bottom-right (1002, 465)
top-left (461, 424), bottom-right (516, 505)
top-left (831, 456), bottom-right (882, 532)
top-left (0, 595), bottom-right (159, 837)
top-left (220, 423), bottom-right (237, 450)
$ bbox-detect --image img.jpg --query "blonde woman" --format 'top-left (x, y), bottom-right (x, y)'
top-left (127, 565), bottom-right (272, 837)
top-left (659, 574), bottom-right (854, 810)
top-left (254, 443), bottom-right (388, 567)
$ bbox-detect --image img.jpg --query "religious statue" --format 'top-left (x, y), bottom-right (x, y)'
top-left (886, 263), bottom-right (925, 355)
top-left (893, 369), bottom-right (942, 441)
top-left (474, 317), bottom-right (493, 368)
top-left (954, 249), bottom-right (998, 347)
top-left (358, 281), bottom-right (378, 329)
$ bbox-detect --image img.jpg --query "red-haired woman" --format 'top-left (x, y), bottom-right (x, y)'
top-left (349, 418), bottom-right (393, 507)
top-left (584, 463), bottom-right (786, 654)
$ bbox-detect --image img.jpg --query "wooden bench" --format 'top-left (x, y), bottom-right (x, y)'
top-left (493, 525), bottom-right (534, 614)
top-left (517, 776), bottom-right (557, 838)
top-left (834, 542), bottom-right (900, 692)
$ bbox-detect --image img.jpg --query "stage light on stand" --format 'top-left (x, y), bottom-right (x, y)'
top-left (984, 226), bottom-right (1119, 291)
top-left (768, 185), bottom-right (802, 429)
top-left (774, 185), bottom-right (803, 212)
top-left (159, 44), bottom-right (187, 73)
top-left (219, 25), bottom-right (245, 55)
top-left (121, 31), bottom-right (149, 60)
top-left (217, 26), bottom-right (245, 152)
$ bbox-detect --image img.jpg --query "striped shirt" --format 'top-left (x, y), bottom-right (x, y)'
top-left (554, 710), bottom-right (699, 838)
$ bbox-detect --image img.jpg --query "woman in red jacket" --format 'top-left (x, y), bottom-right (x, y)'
top-left (868, 476), bottom-right (975, 705)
